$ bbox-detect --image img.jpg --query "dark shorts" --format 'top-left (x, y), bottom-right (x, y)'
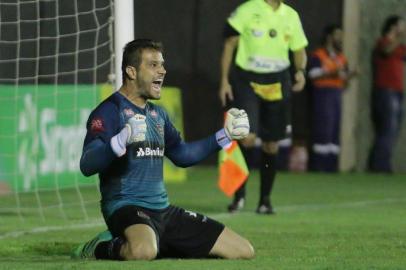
top-left (230, 67), bottom-right (292, 141)
top-left (106, 205), bottom-right (225, 258)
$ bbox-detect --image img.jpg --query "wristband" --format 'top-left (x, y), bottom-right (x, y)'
top-left (215, 128), bottom-right (232, 149)
top-left (110, 128), bottom-right (129, 157)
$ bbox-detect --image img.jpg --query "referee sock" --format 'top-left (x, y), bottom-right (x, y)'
top-left (259, 151), bottom-right (277, 205)
top-left (95, 237), bottom-right (124, 260)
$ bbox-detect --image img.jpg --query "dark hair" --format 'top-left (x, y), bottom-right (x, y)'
top-left (381, 15), bottom-right (402, 36)
top-left (322, 24), bottom-right (341, 45)
top-left (121, 39), bottom-right (163, 82)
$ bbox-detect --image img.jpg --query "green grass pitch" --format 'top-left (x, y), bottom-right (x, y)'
top-left (0, 167), bottom-right (405, 269)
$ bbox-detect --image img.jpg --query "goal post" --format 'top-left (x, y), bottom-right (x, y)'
top-left (114, 0), bottom-right (134, 90)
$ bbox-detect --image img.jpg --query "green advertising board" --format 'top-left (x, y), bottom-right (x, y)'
top-left (0, 85), bottom-right (185, 192)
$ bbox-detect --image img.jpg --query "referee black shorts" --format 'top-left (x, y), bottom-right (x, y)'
top-left (230, 66), bottom-right (292, 141)
top-left (106, 204), bottom-right (225, 258)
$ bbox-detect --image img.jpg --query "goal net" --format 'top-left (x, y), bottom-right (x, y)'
top-left (0, 0), bottom-right (114, 227)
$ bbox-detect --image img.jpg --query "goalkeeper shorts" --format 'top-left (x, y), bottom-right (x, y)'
top-left (107, 204), bottom-right (225, 258)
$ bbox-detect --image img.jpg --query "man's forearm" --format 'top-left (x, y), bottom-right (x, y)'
top-left (165, 135), bottom-right (221, 168)
top-left (220, 37), bottom-right (238, 83)
top-left (80, 139), bottom-right (117, 176)
top-left (293, 48), bottom-right (307, 71)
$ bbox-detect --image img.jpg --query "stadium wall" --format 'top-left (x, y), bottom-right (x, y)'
top-left (345, 0), bottom-right (406, 172)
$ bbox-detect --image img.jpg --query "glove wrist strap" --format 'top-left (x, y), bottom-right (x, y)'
top-left (110, 128), bottom-right (128, 157)
top-left (216, 128), bottom-right (232, 149)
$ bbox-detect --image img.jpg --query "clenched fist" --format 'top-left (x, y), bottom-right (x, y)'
top-left (224, 108), bottom-right (250, 140)
top-left (126, 114), bottom-right (147, 144)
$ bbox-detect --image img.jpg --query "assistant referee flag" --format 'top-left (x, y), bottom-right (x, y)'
top-left (218, 141), bottom-right (249, 197)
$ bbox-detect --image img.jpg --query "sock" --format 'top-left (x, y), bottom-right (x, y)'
top-left (259, 151), bottom-right (277, 205)
top-left (95, 237), bottom-right (124, 260)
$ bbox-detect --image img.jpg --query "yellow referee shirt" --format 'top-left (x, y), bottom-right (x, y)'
top-left (228, 0), bottom-right (308, 73)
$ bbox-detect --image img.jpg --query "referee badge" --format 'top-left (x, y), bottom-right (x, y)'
top-left (269, 29), bottom-right (277, 38)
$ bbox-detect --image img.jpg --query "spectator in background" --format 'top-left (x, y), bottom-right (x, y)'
top-left (218, 0), bottom-right (308, 214)
top-left (308, 25), bottom-right (357, 172)
top-left (369, 16), bottom-right (406, 173)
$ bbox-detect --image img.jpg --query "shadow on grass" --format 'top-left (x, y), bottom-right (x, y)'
top-left (25, 242), bottom-right (75, 256)
top-left (0, 242), bottom-right (76, 263)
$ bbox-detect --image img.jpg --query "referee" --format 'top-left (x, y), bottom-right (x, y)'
top-left (219, 0), bottom-right (308, 214)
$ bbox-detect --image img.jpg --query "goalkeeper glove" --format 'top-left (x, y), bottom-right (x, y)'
top-left (126, 114), bottom-right (147, 144)
top-left (216, 108), bottom-right (250, 148)
top-left (110, 114), bottom-right (147, 157)
top-left (224, 108), bottom-right (249, 140)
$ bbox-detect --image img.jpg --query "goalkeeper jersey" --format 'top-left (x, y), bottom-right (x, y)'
top-left (82, 92), bottom-right (182, 220)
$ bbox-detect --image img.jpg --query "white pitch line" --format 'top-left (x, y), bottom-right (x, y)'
top-left (0, 219), bottom-right (104, 240)
top-left (1, 198), bottom-right (405, 240)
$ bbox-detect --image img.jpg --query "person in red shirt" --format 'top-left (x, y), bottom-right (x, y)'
top-left (308, 25), bottom-right (357, 172)
top-left (369, 15), bottom-right (406, 173)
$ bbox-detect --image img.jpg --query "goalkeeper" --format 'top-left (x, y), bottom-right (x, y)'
top-left (72, 39), bottom-right (254, 260)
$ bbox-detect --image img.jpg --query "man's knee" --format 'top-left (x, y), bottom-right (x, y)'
top-left (210, 227), bottom-right (255, 259)
top-left (123, 223), bottom-right (157, 260)
top-left (235, 239), bottom-right (255, 259)
top-left (125, 242), bottom-right (157, 261)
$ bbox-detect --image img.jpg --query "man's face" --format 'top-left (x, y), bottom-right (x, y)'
top-left (395, 20), bottom-right (405, 36)
top-left (135, 49), bottom-right (166, 100)
top-left (332, 29), bottom-right (343, 51)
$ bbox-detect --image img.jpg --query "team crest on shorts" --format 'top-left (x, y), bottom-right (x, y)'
top-left (137, 210), bottom-right (150, 220)
top-left (90, 117), bottom-right (105, 133)
top-left (123, 108), bottom-right (135, 117)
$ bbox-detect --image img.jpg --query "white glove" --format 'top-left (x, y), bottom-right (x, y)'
top-left (126, 114), bottom-right (147, 144)
top-left (224, 108), bottom-right (250, 140)
top-left (110, 114), bottom-right (147, 157)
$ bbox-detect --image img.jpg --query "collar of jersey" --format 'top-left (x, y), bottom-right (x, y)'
top-left (115, 91), bottom-right (149, 114)
top-left (258, 0), bottom-right (287, 15)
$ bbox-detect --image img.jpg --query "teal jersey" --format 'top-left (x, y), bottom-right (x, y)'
top-left (83, 92), bottom-right (181, 220)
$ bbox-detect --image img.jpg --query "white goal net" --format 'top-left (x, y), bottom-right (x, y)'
top-left (0, 0), bottom-right (114, 227)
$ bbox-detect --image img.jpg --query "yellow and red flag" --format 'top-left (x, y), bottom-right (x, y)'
top-left (218, 141), bottom-right (249, 197)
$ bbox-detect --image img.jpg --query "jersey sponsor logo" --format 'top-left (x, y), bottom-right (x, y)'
top-left (136, 147), bottom-right (164, 157)
top-left (123, 108), bottom-right (135, 117)
top-left (247, 56), bottom-right (290, 73)
top-left (90, 117), bottom-right (105, 133)
top-left (251, 29), bottom-right (264, 37)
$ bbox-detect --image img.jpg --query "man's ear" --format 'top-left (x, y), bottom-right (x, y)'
top-left (125, 66), bottom-right (136, 80)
